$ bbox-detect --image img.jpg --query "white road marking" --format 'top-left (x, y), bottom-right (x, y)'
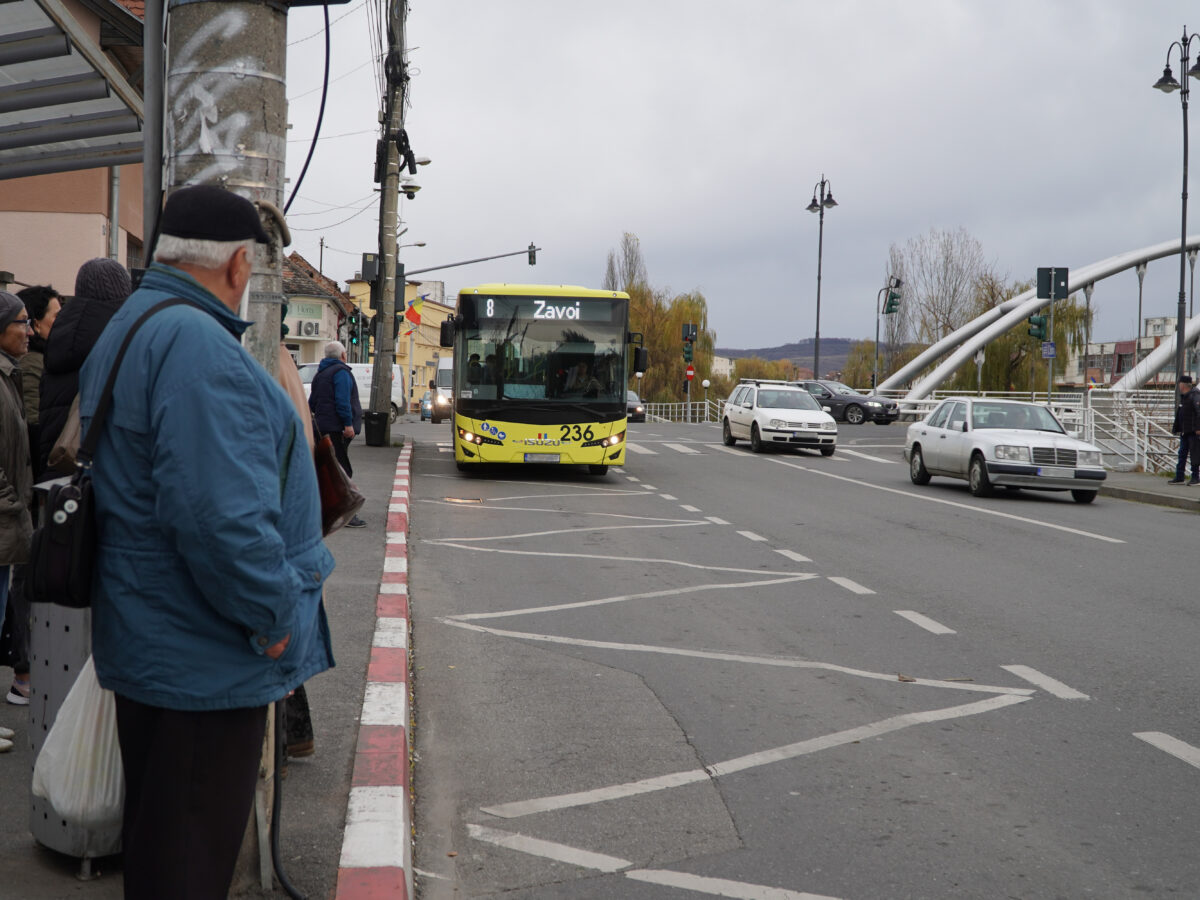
top-left (627, 870), bottom-right (842, 900)
top-left (681, 504), bottom-right (702, 512)
top-left (437, 446), bottom-right (451, 453)
top-left (894, 610), bottom-right (956, 634)
top-left (712, 445), bottom-right (745, 456)
top-left (448, 574), bottom-right (816, 621)
top-left (480, 694), bottom-right (1029, 819)
top-left (1133, 732), bottom-right (1200, 770)
top-left (767, 457), bottom-right (1125, 544)
top-left (738, 530), bottom-right (768, 542)
top-left (467, 824), bottom-right (630, 873)
top-left (467, 826), bottom-right (843, 899)
top-left (625, 443), bottom-right (657, 455)
top-left (659, 493), bottom-right (678, 500)
top-left (706, 516), bottom-right (731, 525)
top-left (837, 447), bottom-right (900, 465)
top-left (426, 545), bottom-right (809, 578)
top-left (1001, 665), bottom-right (1090, 699)
top-left (663, 442), bottom-right (701, 454)
top-left (431, 521), bottom-right (704, 543)
top-left (641, 484), bottom-right (658, 490)
top-left (774, 548), bottom-right (812, 563)
top-left (437, 620), bottom-right (1035, 697)
top-left (828, 576), bottom-right (875, 595)
top-left (625, 475), bottom-right (640, 482)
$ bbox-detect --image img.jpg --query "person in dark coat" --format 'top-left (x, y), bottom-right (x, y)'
top-left (308, 340), bottom-right (365, 527)
top-left (37, 259), bottom-right (131, 473)
top-left (1169, 374), bottom-right (1200, 485)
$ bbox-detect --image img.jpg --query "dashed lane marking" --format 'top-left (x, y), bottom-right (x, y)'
top-left (894, 610), bottom-right (956, 634)
top-left (681, 504), bottom-right (702, 512)
top-left (837, 447), bottom-right (900, 464)
top-left (774, 548), bottom-right (812, 563)
top-left (1001, 665), bottom-right (1089, 699)
top-left (659, 493), bottom-right (678, 500)
top-left (828, 576), bottom-right (875, 595)
top-left (663, 442), bottom-right (701, 454)
top-left (625, 443), bottom-right (657, 455)
top-left (1134, 732), bottom-right (1200, 771)
top-left (706, 516), bottom-right (731, 525)
top-left (737, 530), bottom-right (768, 542)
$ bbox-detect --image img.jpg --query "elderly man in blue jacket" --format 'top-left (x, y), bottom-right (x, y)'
top-left (79, 185), bottom-right (334, 899)
top-left (309, 339), bottom-right (365, 527)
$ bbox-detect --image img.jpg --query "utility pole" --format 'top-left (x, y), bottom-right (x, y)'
top-left (366, 0), bottom-right (408, 445)
top-left (164, 2), bottom-right (290, 890)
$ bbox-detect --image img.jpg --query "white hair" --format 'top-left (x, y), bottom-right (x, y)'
top-left (324, 341), bottom-right (346, 359)
top-left (154, 235), bottom-right (254, 269)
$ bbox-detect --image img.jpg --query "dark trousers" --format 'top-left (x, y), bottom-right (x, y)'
top-left (323, 431), bottom-right (353, 478)
top-left (115, 696), bottom-right (267, 900)
top-left (1176, 433), bottom-right (1200, 479)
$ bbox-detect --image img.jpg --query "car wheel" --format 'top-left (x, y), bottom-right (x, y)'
top-left (750, 423), bottom-right (763, 453)
top-left (844, 404), bottom-right (865, 425)
top-left (723, 418), bottom-right (736, 446)
top-left (968, 454), bottom-right (993, 497)
top-left (390, 403), bottom-right (399, 424)
top-left (589, 464), bottom-right (609, 476)
top-left (820, 445), bottom-right (835, 457)
top-left (909, 446), bottom-right (931, 484)
top-left (1071, 489), bottom-right (1097, 504)
top-left (431, 415), bottom-right (440, 425)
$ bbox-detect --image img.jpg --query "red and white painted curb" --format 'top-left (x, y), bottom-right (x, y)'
top-left (335, 446), bottom-right (414, 900)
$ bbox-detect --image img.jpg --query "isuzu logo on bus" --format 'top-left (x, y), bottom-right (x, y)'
top-left (532, 299), bottom-right (581, 320)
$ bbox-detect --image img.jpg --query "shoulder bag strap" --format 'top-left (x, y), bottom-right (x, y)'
top-left (77, 298), bottom-right (202, 467)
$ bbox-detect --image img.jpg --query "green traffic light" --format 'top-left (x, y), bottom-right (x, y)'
top-left (1027, 314), bottom-right (1047, 340)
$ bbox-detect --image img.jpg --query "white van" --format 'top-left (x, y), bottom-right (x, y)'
top-left (299, 362), bottom-right (407, 423)
top-left (430, 356), bottom-right (453, 424)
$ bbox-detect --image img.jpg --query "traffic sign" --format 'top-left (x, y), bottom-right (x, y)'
top-left (1036, 267), bottom-right (1068, 300)
top-left (1041, 341), bottom-right (1056, 359)
top-left (685, 364), bottom-right (695, 380)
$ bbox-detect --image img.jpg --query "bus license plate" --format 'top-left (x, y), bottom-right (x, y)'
top-left (1039, 466), bottom-right (1072, 478)
top-left (524, 453), bottom-right (560, 463)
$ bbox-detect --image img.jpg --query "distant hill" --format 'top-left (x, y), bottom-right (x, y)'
top-left (715, 337), bottom-right (856, 378)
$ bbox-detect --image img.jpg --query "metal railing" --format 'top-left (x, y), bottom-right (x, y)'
top-left (644, 400), bottom-right (721, 424)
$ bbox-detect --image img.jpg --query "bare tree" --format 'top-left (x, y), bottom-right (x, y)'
top-left (892, 226), bottom-right (986, 345)
top-left (603, 232), bottom-right (648, 293)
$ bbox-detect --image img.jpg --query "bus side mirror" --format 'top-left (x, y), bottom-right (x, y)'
top-left (633, 348), bottom-right (648, 374)
top-left (439, 319), bottom-right (455, 348)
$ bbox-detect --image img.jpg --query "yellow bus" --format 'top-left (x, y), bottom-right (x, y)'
top-left (438, 283), bottom-right (648, 475)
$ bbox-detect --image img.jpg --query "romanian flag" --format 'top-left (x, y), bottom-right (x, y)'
top-left (404, 295), bottom-right (425, 325)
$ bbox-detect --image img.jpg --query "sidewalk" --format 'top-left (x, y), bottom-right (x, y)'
top-left (0, 428), bottom-right (411, 899)
top-left (1100, 469), bottom-right (1200, 511)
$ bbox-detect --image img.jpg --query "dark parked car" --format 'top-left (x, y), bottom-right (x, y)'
top-left (792, 380), bottom-right (899, 425)
top-left (626, 390), bottom-right (645, 422)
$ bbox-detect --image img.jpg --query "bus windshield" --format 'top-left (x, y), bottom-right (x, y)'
top-left (456, 295), bottom-right (625, 406)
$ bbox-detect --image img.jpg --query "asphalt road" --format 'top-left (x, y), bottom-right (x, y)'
top-left (410, 419), bottom-right (1200, 899)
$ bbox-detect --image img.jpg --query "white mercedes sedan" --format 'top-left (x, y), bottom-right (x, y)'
top-left (904, 398), bottom-right (1107, 503)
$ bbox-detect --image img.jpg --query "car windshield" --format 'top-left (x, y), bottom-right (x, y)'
top-left (627, 391), bottom-right (640, 402)
top-left (823, 381), bottom-right (858, 395)
top-left (758, 389), bottom-right (821, 410)
top-left (971, 402), bottom-right (1065, 433)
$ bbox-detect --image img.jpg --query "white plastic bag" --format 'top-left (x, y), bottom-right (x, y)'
top-left (31, 656), bottom-right (124, 828)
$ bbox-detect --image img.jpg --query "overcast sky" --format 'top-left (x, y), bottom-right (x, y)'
top-left (283, 1), bottom-right (1200, 351)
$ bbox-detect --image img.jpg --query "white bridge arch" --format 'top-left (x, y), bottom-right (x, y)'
top-left (876, 236), bottom-right (1200, 400)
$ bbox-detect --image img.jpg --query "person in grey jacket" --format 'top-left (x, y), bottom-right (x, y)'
top-left (0, 291), bottom-right (33, 749)
top-left (79, 186), bottom-right (334, 898)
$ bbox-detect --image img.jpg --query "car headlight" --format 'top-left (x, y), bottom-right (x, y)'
top-left (821, 420), bottom-right (837, 432)
top-left (993, 445), bottom-right (1030, 462)
top-left (769, 418), bottom-right (786, 429)
top-left (866, 401), bottom-right (881, 407)
top-left (436, 395), bottom-right (449, 405)
top-left (635, 406), bottom-right (644, 414)
top-left (1077, 450), bottom-right (1102, 466)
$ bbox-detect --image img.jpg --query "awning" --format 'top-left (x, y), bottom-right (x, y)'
top-left (0, 0), bottom-right (143, 181)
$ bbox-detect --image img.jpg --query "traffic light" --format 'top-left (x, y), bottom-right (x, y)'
top-left (883, 290), bottom-right (901, 315)
top-left (683, 340), bottom-right (694, 363)
top-left (1027, 314), bottom-right (1048, 340)
top-left (348, 312), bottom-right (360, 345)
top-left (528, 242), bottom-right (537, 265)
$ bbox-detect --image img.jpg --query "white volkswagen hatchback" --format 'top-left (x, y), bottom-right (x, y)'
top-left (722, 380), bottom-right (838, 455)
top-left (904, 398), bottom-right (1107, 503)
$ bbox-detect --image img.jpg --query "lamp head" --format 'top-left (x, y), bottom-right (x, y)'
top-left (1188, 56), bottom-right (1200, 80)
top-left (1155, 65), bottom-right (1181, 92)
top-left (823, 192), bottom-right (838, 209)
top-left (805, 196), bottom-right (821, 213)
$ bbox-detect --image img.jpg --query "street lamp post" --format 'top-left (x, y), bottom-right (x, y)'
top-left (1135, 262), bottom-right (1146, 370)
top-left (702, 378), bottom-right (711, 420)
top-left (806, 176), bottom-right (837, 379)
top-left (1153, 27), bottom-right (1200, 392)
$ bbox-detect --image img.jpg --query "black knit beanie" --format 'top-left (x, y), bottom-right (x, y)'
top-left (74, 258), bottom-right (132, 304)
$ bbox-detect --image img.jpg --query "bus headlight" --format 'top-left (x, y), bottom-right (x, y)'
top-left (582, 431), bottom-right (625, 448)
top-left (458, 427), bottom-right (502, 446)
